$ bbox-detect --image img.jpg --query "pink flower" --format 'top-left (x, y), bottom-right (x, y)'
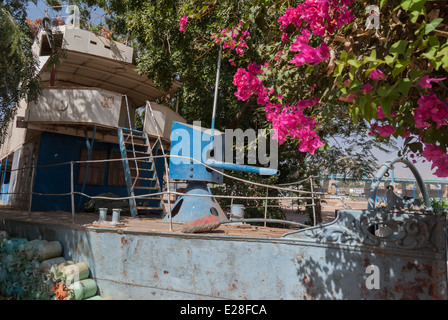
top-left (376, 124), bottom-right (396, 137)
top-left (369, 123), bottom-right (395, 137)
top-left (362, 84), bottom-right (372, 95)
top-left (415, 91), bottom-right (448, 129)
top-left (290, 41), bottom-right (329, 66)
top-left (403, 128), bottom-right (411, 139)
top-left (339, 94), bottom-right (355, 102)
top-left (377, 106), bottom-right (396, 119)
top-left (369, 68), bottom-right (387, 80)
top-left (421, 143), bottom-right (448, 177)
top-left (179, 15), bottom-right (188, 32)
top-left (368, 123), bottom-right (377, 136)
top-left (266, 99), bottom-right (322, 155)
top-left (418, 75), bottom-right (446, 89)
top-left (290, 30), bottom-right (311, 52)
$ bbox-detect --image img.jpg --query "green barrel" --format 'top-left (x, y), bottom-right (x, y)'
top-left (36, 241), bottom-right (63, 262)
top-left (61, 262), bottom-right (90, 284)
top-left (50, 261), bottom-right (74, 281)
top-left (18, 239), bottom-right (47, 260)
top-left (85, 295), bottom-right (103, 300)
top-left (39, 257), bottom-right (66, 274)
top-left (69, 279), bottom-right (97, 300)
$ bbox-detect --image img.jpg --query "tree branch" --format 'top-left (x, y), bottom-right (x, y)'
top-left (226, 98), bottom-right (256, 129)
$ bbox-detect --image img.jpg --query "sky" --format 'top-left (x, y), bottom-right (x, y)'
top-left (25, 1), bottom-right (444, 182)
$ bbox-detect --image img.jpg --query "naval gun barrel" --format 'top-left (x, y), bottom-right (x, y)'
top-left (206, 160), bottom-right (279, 176)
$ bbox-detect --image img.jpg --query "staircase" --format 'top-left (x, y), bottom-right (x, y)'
top-left (117, 127), bottom-right (164, 218)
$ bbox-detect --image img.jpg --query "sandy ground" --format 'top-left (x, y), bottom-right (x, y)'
top-left (283, 198), bottom-right (368, 225)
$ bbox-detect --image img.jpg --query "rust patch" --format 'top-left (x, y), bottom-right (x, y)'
top-left (154, 271), bottom-right (158, 279)
top-left (133, 239), bottom-right (141, 254)
top-left (302, 276), bottom-right (316, 299)
top-left (121, 236), bottom-right (127, 246)
top-left (393, 278), bottom-right (437, 300)
top-left (422, 263), bottom-right (433, 278)
top-left (363, 257), bottom-right (371, 268)
top-left (163, 270), bottom-right (169, 274)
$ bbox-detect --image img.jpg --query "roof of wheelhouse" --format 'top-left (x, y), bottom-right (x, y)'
top-left (33, 25), bottom-right (181, 108)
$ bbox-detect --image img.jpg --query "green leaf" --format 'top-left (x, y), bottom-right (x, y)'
top-left (363, 50), bottom-right (377, 63)
top-left (378, 86), bottom-right (388, 97)
top-left (441, 54), bottom-right (448, 71)
top-left (349, 79), bottom-right (362, 90)
top-left (359, 95), bottom-right (367, 114)
top-left (384, 55), bottom-right (397, 66)
top-left (428, 36), bottom-right (439, 47)
top-left (400, 0), bottom-right (426, 11)
top-left (409, 10), bottom-right (421, 23)
top-left (408, 142), bottom-right (422, 153)
top-left (392, 59), bottom-right (410, 77)
top-left (425, 18), bottom-right (443, 35)
top-left (405, 39), bottom-right (420, 58)
top-left (364, 99), bottom-right (374, 122)
top-left (347, 58), bottom-right (362, 68)
top-left (352, 106), bottom-right (360, 124)
top-left (390, 40), bottom-right (408, 56)
top-left (398, 78), bottom-right (412, 96)
top-left (382, 91), bottom-right (400, 118)
top-left (334, 62), bottom-right (345, 77)
top-left (422, 46), bottom-right (438, 60)
top-left (380, 0), bottom-right (388, 8)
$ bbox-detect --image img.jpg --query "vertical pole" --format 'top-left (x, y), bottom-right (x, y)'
top-left (264, 187), bottom-right (268, 227)
top-left (146, 102), bottom-right (172, 231)
top-left (28, 163), bottom-right (36, 219)
top-left (71, 161), bottom-right (75, 224)
top-left (78, 126), bottom-right (96, 211)
top-left (413, 179), bottom-right (416, 199)
top-left (165, 166), bottom-right (172, 232)
top-left (210, 44), bottom-right (222, 147)
top-left (1, 156), bottom-right (8, 203)
top-left (310, 177), bottom-right (316, 226)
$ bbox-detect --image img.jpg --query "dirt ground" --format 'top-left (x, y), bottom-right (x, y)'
top-left (282, 198), bottom-right (368, 225)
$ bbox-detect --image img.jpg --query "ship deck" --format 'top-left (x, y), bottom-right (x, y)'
top-left (0, 207), bottom-right (297, 238)
top-left (0, 199), bottom-right (354, 239)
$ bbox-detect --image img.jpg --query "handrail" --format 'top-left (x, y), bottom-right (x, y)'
top-left (367, 156), bottom-right (433, 212)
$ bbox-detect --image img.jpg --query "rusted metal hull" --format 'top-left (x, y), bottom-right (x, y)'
top-left (1, 209), bottom-right (446, 300)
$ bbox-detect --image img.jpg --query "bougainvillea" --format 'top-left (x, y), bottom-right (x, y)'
top-left (199, 0), bottom-right (448, 177)
top-left (88, 0), bottom-right (448, 178)
top-left (179, 15), bottom-right (188, 32)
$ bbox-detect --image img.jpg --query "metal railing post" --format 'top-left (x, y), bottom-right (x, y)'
top-left (71, 161), bottom-right (75, 224)
top-left (310, 177), bottom-right (316, 226)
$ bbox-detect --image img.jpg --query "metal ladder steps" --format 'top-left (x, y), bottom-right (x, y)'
top-left (122, 134), bottom-right (146, 141)
top-left (124, 140), bottom-right (149, 147)
top-left (132, 168), bottom-right (155, 172)
top-left (125, 149), bottom-right (152, 156)
top-left (131, 176), bottom-right (157, 181)
top-left (134, 186), bottom-right (160, 190)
